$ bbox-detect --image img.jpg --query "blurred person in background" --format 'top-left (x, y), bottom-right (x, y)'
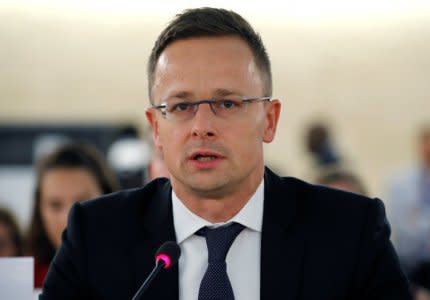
top-left (306, 122), bottom-right (341, 168)
top-left (146, 132), bottom-right (170, 181)
top-left (411, 262), bottom-right (430, 299)
top-left (316, 168), bottom-right (367, 195)
top-left (26, 143), bottom-right (120, 288)
top-left (387, 124), bottom-right (430, 298)
top-left (0, 207), bottom-right (24, 257)
top-left (107, 125), bottom-right (150, 189)
top-left (147, 146), bottom-right (170, 181)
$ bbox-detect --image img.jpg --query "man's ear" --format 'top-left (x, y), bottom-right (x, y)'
top-left (145, 109), bottom-right (161, 149)
top-left (263, 99), bottom-right (281, 143)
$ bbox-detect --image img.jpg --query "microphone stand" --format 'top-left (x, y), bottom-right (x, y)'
top-left (131, 260), bottom-right (165, 300)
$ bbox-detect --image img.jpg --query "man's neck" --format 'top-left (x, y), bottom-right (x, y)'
top-left (171, 173), bottom-right (264, 223)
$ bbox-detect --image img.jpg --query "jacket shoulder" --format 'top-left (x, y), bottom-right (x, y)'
top-left (265, 167), bottom-right (381, 228)
top-left (80, 177), bottom-right (170, 216)
top-left (70, 178), bottom-right (171, 239)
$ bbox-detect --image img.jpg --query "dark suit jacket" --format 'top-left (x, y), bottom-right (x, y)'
top-left (40, 168), bottom-right (412, 299)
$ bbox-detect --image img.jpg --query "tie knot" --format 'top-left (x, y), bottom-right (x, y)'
top-left (197, 222), bottom-right (245, 262)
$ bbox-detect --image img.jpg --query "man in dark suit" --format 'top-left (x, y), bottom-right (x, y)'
top-left (41, 7), bottom-right (412, 300)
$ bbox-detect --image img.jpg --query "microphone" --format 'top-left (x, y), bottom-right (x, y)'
top-left (131, 241), bottom-right (181, 300)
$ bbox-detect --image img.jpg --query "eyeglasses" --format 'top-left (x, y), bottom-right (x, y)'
top-left (151, 96), bottom-right (270, 121)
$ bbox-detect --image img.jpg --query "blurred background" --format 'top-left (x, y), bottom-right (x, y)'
top-left (0, 0), bottom-right (429, 226)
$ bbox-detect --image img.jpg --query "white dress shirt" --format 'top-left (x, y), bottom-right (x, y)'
top-left (172, 180), bottom-right (264, 300)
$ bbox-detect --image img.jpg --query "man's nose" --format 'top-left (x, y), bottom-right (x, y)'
top-left (190, 103), bottom-right (217, 139)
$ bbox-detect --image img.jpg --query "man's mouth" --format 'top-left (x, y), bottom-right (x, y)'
top-left (190, 150), bottom-right (223, 161)
top-left (188, 150), bottom-right (224, 169)
top-left (194, 154), bottom-right (218, 161)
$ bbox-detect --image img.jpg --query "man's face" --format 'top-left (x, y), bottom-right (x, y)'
top-left (146, 36), bottom-right (280, 198)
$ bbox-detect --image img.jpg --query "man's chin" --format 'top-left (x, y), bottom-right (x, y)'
top-left (186, 179), bottom-right (233, 198)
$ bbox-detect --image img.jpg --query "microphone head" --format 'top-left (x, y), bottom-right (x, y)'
top-left (155, 241), bottom-right (181, 269)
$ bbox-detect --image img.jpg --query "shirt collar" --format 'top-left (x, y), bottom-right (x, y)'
top-left (172, 180), bottom-right (264, 244)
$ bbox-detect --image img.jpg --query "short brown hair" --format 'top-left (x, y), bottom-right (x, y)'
top-left (147, 7), bottom-right (272, 103)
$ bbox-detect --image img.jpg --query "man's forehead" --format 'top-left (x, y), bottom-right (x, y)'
top-left (155, 38), bottom-right (257, 78)
top-left (156, 36), bottom-right (254, 66)
top-left (150, 36), bottom-right (264, 103)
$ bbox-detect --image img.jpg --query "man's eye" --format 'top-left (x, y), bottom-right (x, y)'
top-left (219, 99), bottom-right (241, 109)
top-left (170, 102), bottom-right (191, 112)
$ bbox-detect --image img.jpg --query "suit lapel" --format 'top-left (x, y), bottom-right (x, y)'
top-left (261, 168), bottom-right (305, 300)
top-left (131, 180), bottom-right (179, 300)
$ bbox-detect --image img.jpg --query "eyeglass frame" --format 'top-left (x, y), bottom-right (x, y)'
top-left (150, 96), bottom-right (271, 121)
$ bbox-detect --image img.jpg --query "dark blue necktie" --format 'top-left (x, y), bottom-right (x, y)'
top-left (197, 222), bottom-right (245, 300)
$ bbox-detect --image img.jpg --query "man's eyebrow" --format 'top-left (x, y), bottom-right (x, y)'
top-left (167, 88), bottom-right (242, 100)
top-left (212, 88), bottom-right (242, 97)
top-left (169, 91), bottom-right (193, 99)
